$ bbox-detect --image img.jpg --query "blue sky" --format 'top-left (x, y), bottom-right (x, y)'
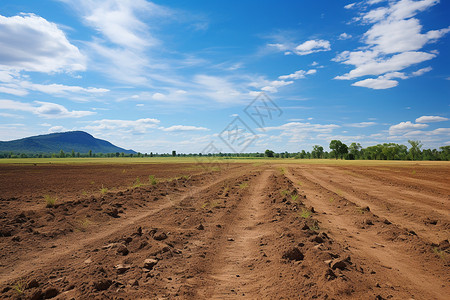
top-left (0, 0), bottom-right (449, 153)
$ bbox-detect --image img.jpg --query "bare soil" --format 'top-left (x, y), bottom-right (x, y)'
top-left (0, 162), bottom-right (448, 299)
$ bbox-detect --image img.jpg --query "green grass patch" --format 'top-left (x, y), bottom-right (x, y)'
top-left (432, 247), bottom-right (448, 262)
top-left (44, 195), bottom-right (57, 208)
top-left (239, 182), bottom-right (249, 189)
top-left (13, 280), bottom-right (26, 294)
top-left (291, 193), bottom-right (300, 203)
top-left (280, 189), bottom-right (289, 197)
top-left (149, 175), bottom-right (158, 185)
top-left (133, 177), bottom-right (142, 188)
top-left (300, 208), bottom-right (311, 219)
top-left (100, 185), bottom-right (108, 195)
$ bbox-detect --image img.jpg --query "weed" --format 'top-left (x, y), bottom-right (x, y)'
top-left (335, 189), bottom-right (343, 197)
top-left (300, 208), bottom-right (311, 219)
top-left (239, 182), bottom-right (248, 189)
top-left (309, 220), bottom-right (320, 232)
top-left (13, 280), bottom-right (26, 294)
top-left (149, 175), bottom-right (158, 185)
top-left (100, 185), bottom-right (108, 195)
top-left (279, 167), bottom-right (286, 174)
top-left (133, 177), bottom-right (142, 188)
top-left (90, 181), bottom-right (95, 185)
top-left (412, 170), bottom-right (416, 175)
top-left (433, 247), bottom-right (448, 261)
top-left (280, 189), bottom-right (289, 197)
top-left (181, 175), bottom-right (191, 180)
top-left (81, 190), bottom-right (88, 197)
top-left (77, 218), bottom-right (91, 232)
top-left (44, 195), bottom-right (57, 208)
top-left (291, 193), bottom-right (299, 203)
top-left (329, 197), bottom-right (334, 203)
top-left (297, 181), bottom-right (302, 186)
top-left (201, 200), bottom-right (220, 209)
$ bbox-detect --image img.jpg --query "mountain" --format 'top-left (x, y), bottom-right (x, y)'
top-left (0, 131), bottom-right (136, 154)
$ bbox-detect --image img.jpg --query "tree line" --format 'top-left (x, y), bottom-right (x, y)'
top-left (1, 140), bottom-right (449, 161)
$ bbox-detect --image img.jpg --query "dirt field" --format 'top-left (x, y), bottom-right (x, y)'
top-left (0, 161), bottom-right (448, 299)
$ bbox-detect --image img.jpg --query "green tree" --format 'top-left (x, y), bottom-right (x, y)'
top-left (71, 149), bottom-right (75, 157)
top-left (408, 140), bottom-right (422, 160)
top-left (172, 150), bottom-right (176, 157)
top-left (312, 145), bottom-right (324, 159)
top-left (88, 150), bottom-right (92, 157)
top-left (329, 140), bottom-right (348, 159)
top-left (348, 143), bottom-right (361, 159)
top-left (59, 149), bottom-right (65, 158)
top-left (265, 149), bottom-right (275, 157)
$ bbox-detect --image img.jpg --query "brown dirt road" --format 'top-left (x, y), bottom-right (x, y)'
top-left (0, 162), bottom-right (448, 299)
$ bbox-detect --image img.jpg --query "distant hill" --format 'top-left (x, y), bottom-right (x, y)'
top-left (0, 131), bottom-right (136, 154)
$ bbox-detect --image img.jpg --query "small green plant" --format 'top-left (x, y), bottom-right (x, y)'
top-left (279, 167), bottom-right (286, 174)
top-left (81, 190), bottom-right (88, 197)
top-left (182, 175), bottom-right (191, 180)
top-left (291, 193), bottom-right (299, 203)
top-left (280, 189), bottom-right (289, 197)
top-left (13, 280), bottom-right (26, 294)
top-left (412, 170), bottom-right (416, 175)
top-left (433, 247), bottom-right (448, 261)
top-left (329, 197), bottom-right (334, 203)
top-left (309, 220), bottom-right (320, 231)
top-left (77, 218), bottom-right (91, 232)
top-left (133, 177), bottom-right (142, 188)
top-left (44, 195), bottom-right (57, 208)
top-left (300, 208), bottom-right (311, 219)
top-left (239, 182), bottom-right (249, 189)
top-left (297, 181), bottom-right (303, 186)
top-left (100, 185), bottom-right (108, 195)
top-left (149, 175), bottom-right (158, 185)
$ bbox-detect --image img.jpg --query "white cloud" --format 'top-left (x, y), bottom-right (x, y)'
top-left (278, 69), bottom-right (317, 80)
top-left (59, 0), bottom-right (167, 50)
top-left (345, 3), bottom-right (356, 9)
top-left (0, 13), bottom-right (86, 73)
top-left (48, 126), bottom-right (66, 133)
top-left (84, 118), bottom-right (160, 134)
top-left (0, 99), bottom-right (95, 118)
top-left (152, 92), bottom-right (166, 101)
top-left (335, 51), bottom-right (435, 80)
top-left (352, 77), bottom-right (398, 89)
top-left (389, 121), bottom-right (428, 134)
top-left (411, 66), bottom-right (432, 76)
top-left (415, 115), bottom-right (449, 123)
top-left (346, 122), bottom-right (377, 127)
top-left (294, 39), bottom-right (331, 55)
top-left (161, 125), bottom-right (209, 132)
top-left (339, 33), bottom-right (352, 40)
top-left (334, 0), bottom-right (448, 89)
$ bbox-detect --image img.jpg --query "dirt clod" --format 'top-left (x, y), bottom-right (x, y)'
top-left (93, 279), bottom-right (112, 291)
top-left (282, 247), bottom-right (304, 261)
top-left (116, 244), bottom-right (129, 256)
